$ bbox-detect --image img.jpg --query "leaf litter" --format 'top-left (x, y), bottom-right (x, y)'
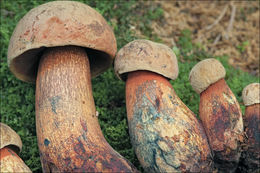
top-left (133, 1), bottom-right (259, 76)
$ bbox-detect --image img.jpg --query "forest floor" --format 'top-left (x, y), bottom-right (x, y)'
top-left (133, 1), bottom-right (259, 76)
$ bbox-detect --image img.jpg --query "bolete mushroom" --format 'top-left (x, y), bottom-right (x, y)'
top-left (114, 39), bottom-right (213, 172)
top-left (189, 58), bottom-right (244, 172)
top-left (0, 123), bottom-right (31, 172)
top-left (241, 83), bottom-right (259, 172)
top-left (7, 1), bottom-right (138, 172)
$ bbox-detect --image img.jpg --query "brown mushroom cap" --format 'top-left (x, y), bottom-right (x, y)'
top-left (189, 58), bottom-right (226, 94)
top-left (242, 83), bottom-right (260, 106)
top-left (8, 1), bottom-right (117, 83)
top-left (114, 39), bottom-right (179, 81)
top-left (0, 123), bottom-right (22, 154)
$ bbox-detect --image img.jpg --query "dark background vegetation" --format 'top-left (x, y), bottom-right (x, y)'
top-left (0, 0), bottom-right (258, 172)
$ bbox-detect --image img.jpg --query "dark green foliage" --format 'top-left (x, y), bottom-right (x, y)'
top-left (0, 0), bottom-right (258, 172)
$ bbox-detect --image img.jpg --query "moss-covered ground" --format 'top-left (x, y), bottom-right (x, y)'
top-left (0, 0), bottom-right (258, 172)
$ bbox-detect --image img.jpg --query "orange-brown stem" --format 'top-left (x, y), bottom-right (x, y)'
top-left (35, 46), bottom-right (138, 172)
top-left (0, 147), bottom-right (31, 172)
top-left (126, 70), bottom-right (213, 172)
top-left (0, 147), bottom-right (20, 160)
top-left (241, 104), bottom-right (260, 172)
top-left (200, 78), bottom-right (243, 172)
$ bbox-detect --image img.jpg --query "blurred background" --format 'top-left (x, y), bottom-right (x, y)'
top-left (0, 0), bottom-right (259, 172)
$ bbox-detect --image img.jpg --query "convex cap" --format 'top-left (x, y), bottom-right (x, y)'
top-left (189, 58), bottom-right (226, 94)
top-left (8, 1), bottom-right (116, 83)
top-left (0, 123), bottom-right (22, 154)
top-left (114, 39), bottom-right (179, 81)
top-left (242, 83), bottom-right (260, 106)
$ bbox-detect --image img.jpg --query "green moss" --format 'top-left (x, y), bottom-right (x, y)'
top-left (0, 0), bottom-right (258, 172)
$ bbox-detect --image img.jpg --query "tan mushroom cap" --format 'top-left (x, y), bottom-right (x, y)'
top-left (114, 39), bottom-right (179, 81)
top-left (0, 123), bottom-right (22, 154)
top-left (8, 1), bottom-right (116, 83)
top-left (189, 58), bottom-right (226, 94)
top-left (242, 83), bottom-right (260, 106)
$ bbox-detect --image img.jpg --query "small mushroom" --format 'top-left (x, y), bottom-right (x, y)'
top-left (0, 123), bottom-right (31, 172)
top-left (241, 83), bottom-right (259, 172)
top-left (114, 40), bottom-right (213, 172)
top-left (189, 58), bottom-right (244, 172)
top-left (8, 1), bottom-right (138, 172)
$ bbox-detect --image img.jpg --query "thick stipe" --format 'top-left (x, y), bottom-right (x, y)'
top-left (126, 70), bottom-right (213, 172)
top-left (35, 46), bottom-right (138, 172)
top-left (241, 104), bottom-right (260, 172)
top-left (200, 78), bottom-right (244, 172)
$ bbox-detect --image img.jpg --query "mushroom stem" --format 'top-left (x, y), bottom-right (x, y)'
top-left (199, 78), bottom-right (243, 172)
top-left (125, 70), bottom-right (213, 172)
top-left (35, 46), bottom-right (138, 172)
top-left (241, 103), bottom-right (260, 172)
top-left (0, 147), bottom-right (31, 172)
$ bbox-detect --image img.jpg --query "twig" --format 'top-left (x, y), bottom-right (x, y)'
top-left (213, 33), bottom-right (222, 45)
top-left (205, 4), bottom-right (229, 30)
top-left (224, 2), bottom-right (236, 40)
top-left (171, 38), bottom-right (177, 47)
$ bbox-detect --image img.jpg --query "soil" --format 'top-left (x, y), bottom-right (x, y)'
top-left (135, 1), bottom-right (259, 76)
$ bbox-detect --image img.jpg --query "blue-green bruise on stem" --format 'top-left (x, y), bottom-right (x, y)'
top-left (126, 71), bottom-right (213, 172)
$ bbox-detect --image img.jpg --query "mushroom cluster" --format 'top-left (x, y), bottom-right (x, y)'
top-left (114, 40), bottom-right (259, 172)
top-left (4, 1), bottom-right (259, 172)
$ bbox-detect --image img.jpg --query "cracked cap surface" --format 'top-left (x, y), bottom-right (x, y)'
top-left (242, 83), bottom-right (260, 106)
top-left (8, 1), bottom-right (116, 83)
top-left (0, 123), bottom-right (22, 154)
top-left (114, 39), bottom-right (179, 81)
top-left (189, 58), bottom-right (226, 94)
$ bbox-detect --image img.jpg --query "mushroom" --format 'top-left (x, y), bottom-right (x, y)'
top-left (189, 58), bottom-right (244, 172)
top-left (7, 1), bottom-right (138, 172)
top-left (241, 83), bottom-right (259, 172)
top-left (0, 123), bottom-right (32, 172)
top-left (114, 39), bottom-right (213, 172)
